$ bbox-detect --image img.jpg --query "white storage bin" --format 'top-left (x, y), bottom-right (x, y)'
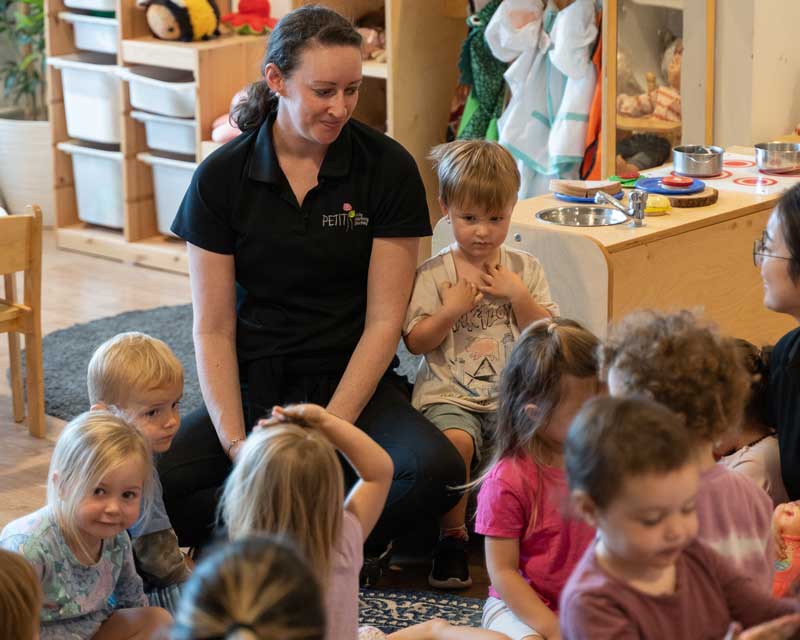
top-left (120, 66), bottom-right (196, 118)
top-left (47, 53), bottom-right (121, 144)
top-left (137, 152), bottom-right (197, 236)
top-left (59, 12), bottom-right (119, 55)
top-left (64, 0), bottom-right (115, 11)
top-left (57, 141), bottom-right (124, 229)
top-left (131, 110), bottom-right (197, 156)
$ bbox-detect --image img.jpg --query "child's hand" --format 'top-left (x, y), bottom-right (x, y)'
top-left (441, 278), bottom-right (483, 318)
top-left (479, 263), bottom-right (528, 303)
top-left (725, 614), bottom-right (800, 640)
top-left (269, 403), bottom-right (328, 429)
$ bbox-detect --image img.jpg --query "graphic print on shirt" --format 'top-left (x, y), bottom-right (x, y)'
top-left (321, 202), bottom-right (369, 231)
top-left (451, 301), bottom-right (515, 399)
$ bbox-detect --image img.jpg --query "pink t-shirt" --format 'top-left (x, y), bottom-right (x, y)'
top-left (560, 539), bottom-right (800, 640)
top-left (696, 464), bottom-right (775, 591)
top-left (476, 454), bottom-right (595, 609)
top-left (324, 510), bottom-right (363, 640)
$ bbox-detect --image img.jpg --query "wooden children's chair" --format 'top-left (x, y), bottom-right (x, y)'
top-left (0, 205), bottom-right (44, 437)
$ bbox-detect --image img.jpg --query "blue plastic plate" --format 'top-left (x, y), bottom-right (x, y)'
top-left (634, 176), bottom-right (705, 195)
top-left (554, 191), bottom-right (624, 204)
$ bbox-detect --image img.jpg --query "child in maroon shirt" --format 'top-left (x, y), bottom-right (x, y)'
top-left (560, 396), bottom-right (800, 640)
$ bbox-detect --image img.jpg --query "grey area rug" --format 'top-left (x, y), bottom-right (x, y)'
top-left (35, 304), bottom-right (421, 421)
top-left (359, 589), bottom-right (484, 632)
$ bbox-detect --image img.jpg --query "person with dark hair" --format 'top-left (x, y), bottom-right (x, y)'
top-left (758, 183), bottom-right (800, 500)
top-left (158, 4), bottom-right (465, 582)
top-left (171, 535), bottom-right (325, 640)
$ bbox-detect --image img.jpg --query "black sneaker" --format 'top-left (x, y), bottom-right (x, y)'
top-left (360, 541), bottom-right (393, 588)
top-left (428, 536), bottom-right (472, 589)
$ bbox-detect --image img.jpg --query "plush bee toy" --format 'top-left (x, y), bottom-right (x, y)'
top-left (139, 0), bottom-right (220, 42)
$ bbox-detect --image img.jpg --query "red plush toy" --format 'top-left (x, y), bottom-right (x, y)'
top-left (221, 0), bottom-right (276, 35)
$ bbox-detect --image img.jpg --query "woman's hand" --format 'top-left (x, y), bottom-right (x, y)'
top-left (441, 278), bottom-right (483, 319)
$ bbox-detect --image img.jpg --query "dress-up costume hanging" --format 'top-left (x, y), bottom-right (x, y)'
top-left (486, 0), bottom-right (598, 197)
top-left (456, 0), bottom-right (508, 141)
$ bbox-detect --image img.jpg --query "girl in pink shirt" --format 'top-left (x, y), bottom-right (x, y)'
top-left (561, 395), bottom-right (800, 640)
top-left (476, 318), bottom-right (601, 640)
top-left (219, 403), bottom-right (509, 640)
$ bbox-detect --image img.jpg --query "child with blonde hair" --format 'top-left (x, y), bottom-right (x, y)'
top-left (562, 395), bottom-right (800, 639)
top-left (88, 332), bottom-right (191, 599)
top-left (475, 318), bottom-right (600, 640)
top-left (602, 309), bottom-right (775, 591)
top-left (0, 411), bottom-right (172, 639)
top-left (220, 404), bottom-right (511, 640)
top-left (404, 139), bottom-right (559, 588)
top-left (0, 548), bottom-right (42, 640)
top-left (171, 535), bottom-right (325, 640)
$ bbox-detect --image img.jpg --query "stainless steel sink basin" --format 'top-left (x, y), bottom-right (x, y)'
top-left (535, 206), bottom-right (628, 227)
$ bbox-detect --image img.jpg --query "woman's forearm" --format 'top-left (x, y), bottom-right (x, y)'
top-left (327, 320), bottom-right (399, 424)
top-left (194, 331), bottom-right (246, 456)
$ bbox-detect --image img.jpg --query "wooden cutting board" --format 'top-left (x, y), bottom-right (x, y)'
top-left (664, 187), bottom-right (718, 208)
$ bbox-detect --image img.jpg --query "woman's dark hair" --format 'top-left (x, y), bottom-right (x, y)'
top-left (733, 338), bottom-right (770, 429)
top-left (775, 182), bottom-right (800, 282)
top-left (171, 535), bottom-right (325, 640)
top-left (232, 5), bottom-right (362, 131)
top-left (565, 396), bottom-right (694, 509)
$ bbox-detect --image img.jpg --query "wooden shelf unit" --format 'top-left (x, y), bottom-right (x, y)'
top-left (46, 0), bottom-right (265, 273)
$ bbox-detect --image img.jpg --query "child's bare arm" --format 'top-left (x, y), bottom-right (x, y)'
top-left (388, 619), bottom-right (511, 639)
top-left (405, 279), bottom-right (482, 355)
top-left (271, 404), bottom-right (393, 541)
top-left (479, 263), bottom-right (551, 330)
top-left (486, 536), bottom-right (561, 640)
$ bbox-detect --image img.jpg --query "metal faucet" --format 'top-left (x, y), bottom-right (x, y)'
top-left (594, 189), bottom-right (649, 227)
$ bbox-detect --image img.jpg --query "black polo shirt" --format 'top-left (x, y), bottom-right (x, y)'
top-left (765, 325), bottom-right (800, 499)
top-left (171, 111), bottom-right (431, 366)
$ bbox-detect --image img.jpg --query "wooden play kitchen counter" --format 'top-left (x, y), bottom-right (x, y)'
top-left (432, 147), bottom-right (798, 344)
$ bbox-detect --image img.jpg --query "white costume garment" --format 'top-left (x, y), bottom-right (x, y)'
top-left (485, 0), bottom-right (597, 198)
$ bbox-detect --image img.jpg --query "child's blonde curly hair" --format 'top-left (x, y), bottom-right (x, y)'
top-left (601, 309), bottom-right (750, 443)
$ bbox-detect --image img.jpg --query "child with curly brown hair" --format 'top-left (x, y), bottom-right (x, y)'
top-left (601, 309), bottom-right (775, 592)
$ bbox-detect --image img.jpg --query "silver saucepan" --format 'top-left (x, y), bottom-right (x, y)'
top-left (673, 145), bottom-right (724, 177)
top-left (755, 142), bottom-right (800, 174)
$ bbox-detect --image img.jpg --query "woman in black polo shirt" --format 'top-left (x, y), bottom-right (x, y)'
top-left (158, 5), bottom-right (465, 575)
top-left (758, 183), bottom-right (800, 498)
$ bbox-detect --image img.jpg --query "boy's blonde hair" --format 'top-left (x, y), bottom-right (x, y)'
top-left (601, 309), bottom-right (750, 443)
top-left (220, 422), bottom-right (343, 586)
top-left (429, 140), bottom-right (520, 212)
top-left (172, 535), bottom-right (325, 640)
top-left (87, 332), bottom-right (183, 407)
top-left (47, 410), bottom-right (153, 560)
top-left (0, 549), bottom-right (42, 640)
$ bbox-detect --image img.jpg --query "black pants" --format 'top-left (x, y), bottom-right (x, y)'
top-left (157, 369), bottom-right (466, 551)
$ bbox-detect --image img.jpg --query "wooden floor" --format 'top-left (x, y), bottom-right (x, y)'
top-left (0, 233), bottom-right (489, 596)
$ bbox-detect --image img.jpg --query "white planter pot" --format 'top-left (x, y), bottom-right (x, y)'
top-left (0, 117), bottom-right (55, 226)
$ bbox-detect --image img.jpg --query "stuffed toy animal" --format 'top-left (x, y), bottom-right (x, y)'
top-left (138, 0), bottom-right (220, 42)
top-left (773, 501), bottom-right (800, 597)
top-left (221, 0), bottom-right (275, 35)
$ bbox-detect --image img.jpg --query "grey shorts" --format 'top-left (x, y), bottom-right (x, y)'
top-left (422, 402), bottom-right (492, 463)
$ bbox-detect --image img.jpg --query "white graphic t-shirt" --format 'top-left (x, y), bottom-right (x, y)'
top-left (403, 244), bottom-right (559, 413)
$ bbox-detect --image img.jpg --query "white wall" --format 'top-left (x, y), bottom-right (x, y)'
top-left (714, 0), bottom-right (800, 146)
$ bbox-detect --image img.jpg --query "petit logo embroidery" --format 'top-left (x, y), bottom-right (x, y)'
top-left (321, 202), bottom-right (369, 230)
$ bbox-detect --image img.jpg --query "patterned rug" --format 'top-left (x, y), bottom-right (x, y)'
top-left (359, 589), bottom-right (484, 631)
top-left (29, 304), bottom-right (421, 421)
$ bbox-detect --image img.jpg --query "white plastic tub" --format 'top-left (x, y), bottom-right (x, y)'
top-left (137, 152), bottom-right (197, 236)
top-left (57, 141), bottom-right (124, 229)
top-left (119, 66), bottom-right (196, 118)
top-left (64, 0), bottom-right (115, 11)
top-left (131, 110), bottom-right (197, 156)
top-left (47, 53), bottom-right (121, 144)
top-left (59, 12), bottom-right (119, 54)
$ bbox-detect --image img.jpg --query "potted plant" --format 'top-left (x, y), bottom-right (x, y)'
top-left (0, 0), bottom-right (54, 223)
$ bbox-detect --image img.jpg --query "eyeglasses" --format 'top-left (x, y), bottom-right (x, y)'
top-left (753, 230), bottom-right (793, 267)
